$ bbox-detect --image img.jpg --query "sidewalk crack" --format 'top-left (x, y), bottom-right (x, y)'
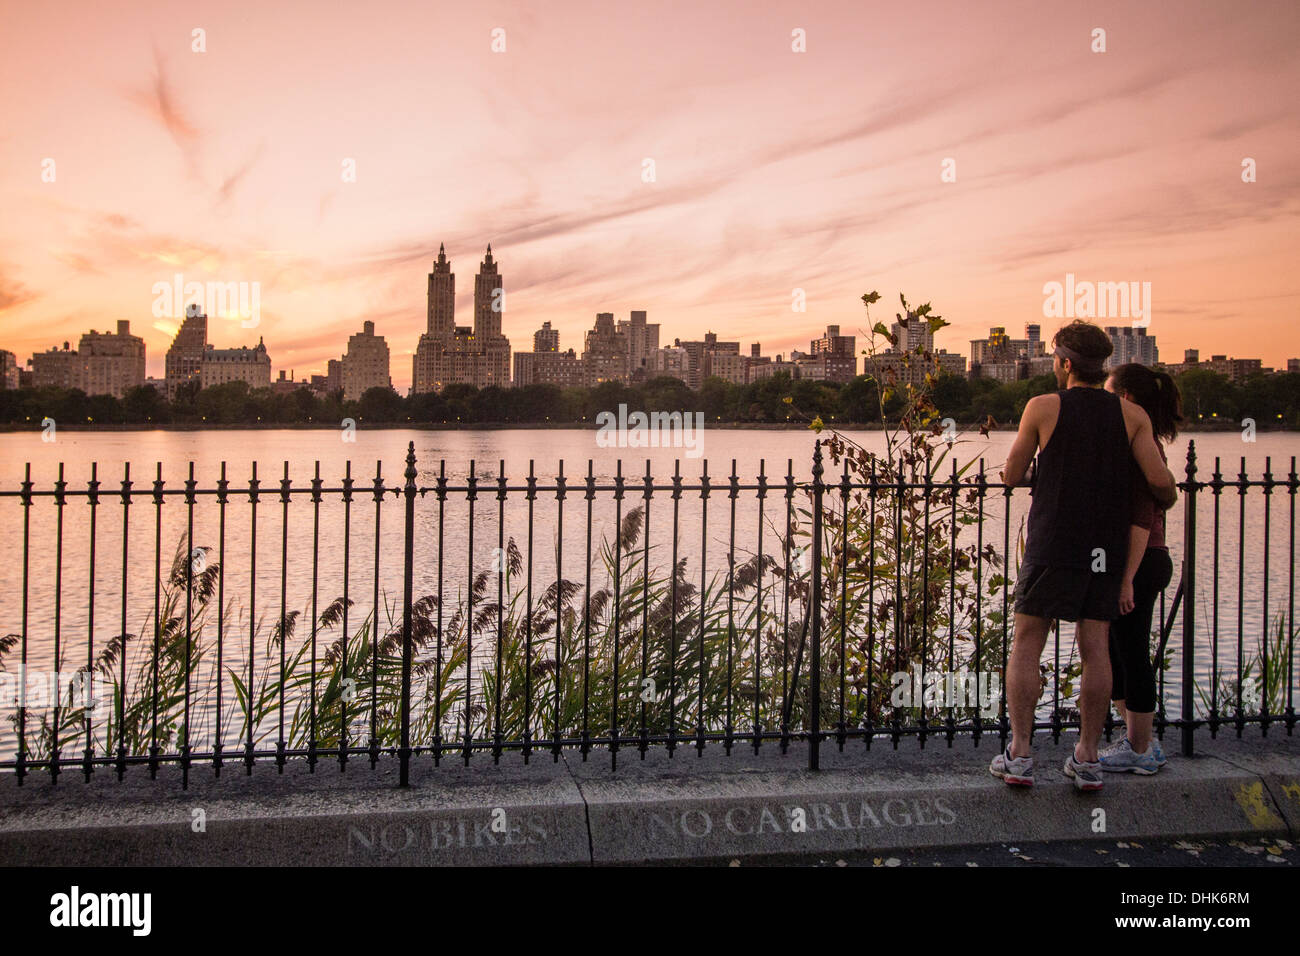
top-left (1203, 751), bottom-right (1293, 837)
top-left (559, 751), bottom-right (595, 865)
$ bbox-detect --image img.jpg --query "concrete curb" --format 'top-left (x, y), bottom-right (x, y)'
top-left (1, 735), bottom-right (1295, 865)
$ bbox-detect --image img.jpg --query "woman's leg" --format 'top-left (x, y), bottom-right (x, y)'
top-left (1108, 623), bottom-right (1128, 729)
top-left (1126, 709), bottom-right (1154, 754)
top-left (1119, 550), bottom-right (1174, 752)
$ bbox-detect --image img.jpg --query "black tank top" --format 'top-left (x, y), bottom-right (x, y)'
top-left (1022, 387), bottom-right (1132, 572)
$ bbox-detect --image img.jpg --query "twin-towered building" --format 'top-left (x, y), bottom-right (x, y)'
top-left (415, 246), bottom-right (865, 392)
top-left (24, 241), bottom-right (1238, 402)
top-left (411, 244), bottom-right (511, 392)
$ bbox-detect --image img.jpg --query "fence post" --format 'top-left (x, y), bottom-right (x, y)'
top-left (399, 442), bottom-right (417, 787)
top-left (809, 440), bottom-right (823, 771)
top-left (1181, 441), bottom-right (1198, 758)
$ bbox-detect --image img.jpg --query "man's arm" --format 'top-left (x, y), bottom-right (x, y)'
top-left (1128, 409), bottom-right (1177, 509)
top-left (1001, 395), bottom-right (1043, 487)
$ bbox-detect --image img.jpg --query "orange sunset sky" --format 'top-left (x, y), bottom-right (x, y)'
top-left (1, 0), bottom-right (1298, 392)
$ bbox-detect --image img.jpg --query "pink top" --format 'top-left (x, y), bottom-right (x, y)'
top-left (1129, 442), bottom-right (1168, 550)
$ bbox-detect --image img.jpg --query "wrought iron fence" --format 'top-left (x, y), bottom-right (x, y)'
top-left (0, 439), bottom-right (1294, 788)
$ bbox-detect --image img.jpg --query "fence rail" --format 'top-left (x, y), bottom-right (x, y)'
top-left (0, 439), bottom-right (1294, 788)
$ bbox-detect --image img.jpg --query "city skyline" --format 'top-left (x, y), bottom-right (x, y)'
top-left (1, 1), bottom-right (1298, 391)
top-left (13, 283), bottom-right (1292, 406)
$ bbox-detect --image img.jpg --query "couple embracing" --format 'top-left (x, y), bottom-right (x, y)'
top-left (991, 320), bottom-right (1184, 791)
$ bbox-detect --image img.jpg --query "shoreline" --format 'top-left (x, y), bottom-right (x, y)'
top-left (0, 422), bottom-right (1288, 434)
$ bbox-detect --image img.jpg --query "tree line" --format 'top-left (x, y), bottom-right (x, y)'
top-left (1, 367), bottom-right (1298, 428)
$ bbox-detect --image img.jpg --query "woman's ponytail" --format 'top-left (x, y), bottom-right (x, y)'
top-left (1150, 369), bottom-right (1183, 442)
top-left (1111, 363), bottom-right (1183, 442)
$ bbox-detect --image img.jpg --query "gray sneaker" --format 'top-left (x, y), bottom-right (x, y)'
top-left (1063, 750), bottom-right (1104, 791)
top-left (990, 746), bottom-right (1034, 787)
top-left (1104, 734), bottom-right (1169, 766)
top-left (1100, 737), bottom-right (1160, 775)
top-left (1100, 737), bottom-right (1129, 759)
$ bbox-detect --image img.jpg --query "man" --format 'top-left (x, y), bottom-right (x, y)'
top-left (991, 320), bottom-right (1176, 791)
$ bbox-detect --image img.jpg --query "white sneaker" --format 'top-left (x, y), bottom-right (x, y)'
top-left (990, 746), bottom-right (1034, 787)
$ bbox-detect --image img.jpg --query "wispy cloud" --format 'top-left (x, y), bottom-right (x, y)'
top-left (128, 48), bottom-right (201, 177)
top-left (0, 269), bottom-right (37, 313)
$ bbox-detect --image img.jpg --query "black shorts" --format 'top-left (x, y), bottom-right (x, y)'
top-left (1013, 563), bottom-right (1123, 622)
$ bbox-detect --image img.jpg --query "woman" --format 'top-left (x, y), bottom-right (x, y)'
top-left (1101, 363), bottom-right (1182, 774)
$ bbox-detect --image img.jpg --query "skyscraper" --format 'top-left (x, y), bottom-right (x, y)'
top-left (1025, 323), bottom-right (1043, 357)
top-left (1104, 326), bottom-right (1158, 368)
top-left (30, 322), bottom-right (146, 398)
top-left (616, 310), bottom-right (659, 380)
top-left (474, 244), bottom-right (504, 341)
top-left (582, 312), bottom-right (627, 385)
top-left (800, 326), bottom-right (857, 382)
top-left (533, 321), bottom-right (560, 352)
top-left (76, 320), bottom-right (146, 398)
top-left (675, 331), bottom-right (740, 389)
top-left (165, 303), bottom-right (208, 399)
top-left (889, 315), bottom-right (933, 353)
top-left (0, 349), bottom-right (19, 390)
top-left (426, 242), bottom-right (455, 342)
top-left (342, 320), bottom-right (392, 401)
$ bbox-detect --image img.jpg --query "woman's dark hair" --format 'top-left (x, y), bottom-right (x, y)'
top-left (1110, 363), bottom-right (1183, 442)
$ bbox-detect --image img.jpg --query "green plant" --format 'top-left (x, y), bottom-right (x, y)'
top-left (787, 292), bottom-right (1015, 731)
top-left (1195, 610), bottom-right (1295, 719)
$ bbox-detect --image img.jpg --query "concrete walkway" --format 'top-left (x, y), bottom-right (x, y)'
top-left (1, 734), bottom-right (1296, 865)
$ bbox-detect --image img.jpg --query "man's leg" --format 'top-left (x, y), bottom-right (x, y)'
top-left (1075, 619), bottom-right (1113, 763)
top-left (1007, 612), bottom-right (1051, 758)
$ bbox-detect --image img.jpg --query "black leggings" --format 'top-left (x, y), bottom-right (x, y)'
top-left (1108, 548), bottom-right (1174, 714)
